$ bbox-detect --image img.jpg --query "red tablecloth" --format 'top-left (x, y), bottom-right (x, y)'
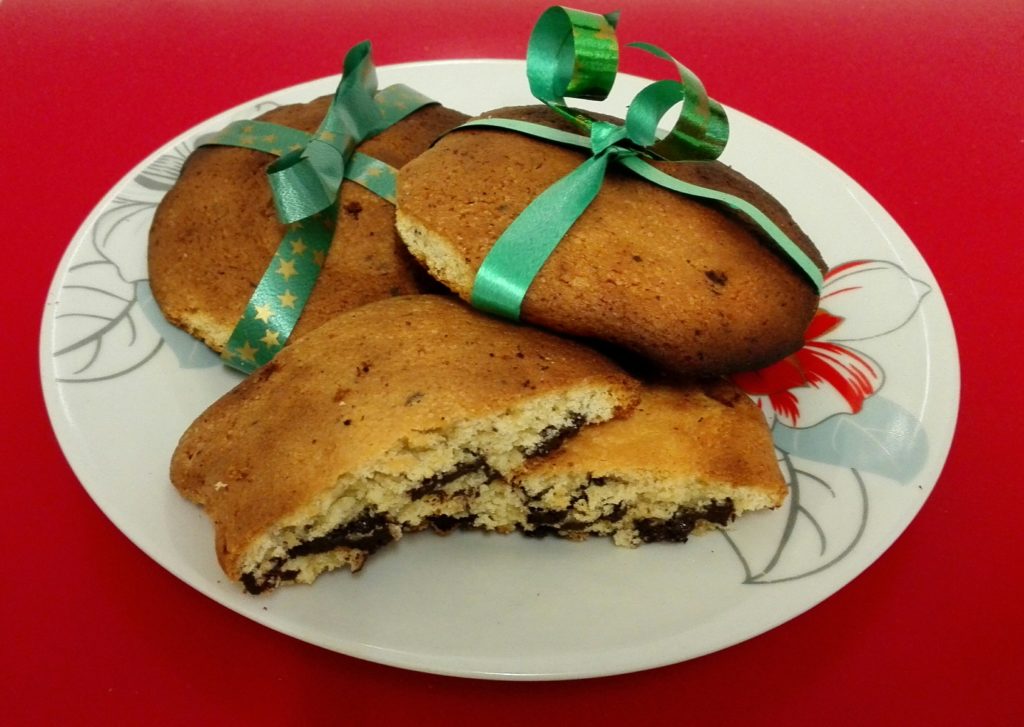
top-left (5, 0), bottom-right (1021, 723)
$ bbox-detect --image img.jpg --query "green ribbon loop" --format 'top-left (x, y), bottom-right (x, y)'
top-left (524, 7), bottom-right (728, 158)
top-left (196, 42), bottom-right (434, 373)
top-left (527, 6), bottom-right (619, 110)
top-left (625, 42), bottom-right (728, 161)
top-left (468, 6), bottom-right (822, 322)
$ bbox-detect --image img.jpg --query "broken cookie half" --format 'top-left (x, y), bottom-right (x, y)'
top-left (171, 295), bottom-right (640, 593)
top-left (413, 378), bottom-right (787, 557)
top-left (508, 380), bottom-right (787, 546)
top-left (172, 296), bottom-right (787, 595)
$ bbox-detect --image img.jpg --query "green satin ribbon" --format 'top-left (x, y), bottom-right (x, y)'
top-left (196, 41), bottom-right (434, 373)
top-left (469, 6), bottom-right (823, 320)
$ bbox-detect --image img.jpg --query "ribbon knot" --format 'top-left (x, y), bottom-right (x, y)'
top-left (266, 41), bottom-right (387, 224)
top-left (589, 121), bottom-right (629, 155)
top-left (195, 41), bottom-right (436, 373)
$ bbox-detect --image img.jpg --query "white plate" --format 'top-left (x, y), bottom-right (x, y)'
top-left (40, 59), bottom-right (959, 680)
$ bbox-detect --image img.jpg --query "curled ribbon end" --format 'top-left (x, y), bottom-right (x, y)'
top-left (623, 44), bottom-right (730, 161)
top-left (528, 6), bottom-right (619, 106)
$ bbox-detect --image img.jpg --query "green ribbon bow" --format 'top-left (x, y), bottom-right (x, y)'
top-left (466, 6), bottom-right (824, 320)
top-left (197, 41), bottom-right (434, 373)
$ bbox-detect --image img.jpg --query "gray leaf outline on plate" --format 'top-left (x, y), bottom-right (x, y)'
top-left (53, 101), bottom-right (282, 382)
top-left (721, 454), bottom-right (869, 585)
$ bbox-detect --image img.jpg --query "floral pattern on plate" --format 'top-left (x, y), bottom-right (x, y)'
top-left (725, 260), bottom-right (933, 582)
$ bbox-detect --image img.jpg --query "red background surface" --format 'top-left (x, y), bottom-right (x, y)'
top-left (3, 0), bottom-right (1022, 723)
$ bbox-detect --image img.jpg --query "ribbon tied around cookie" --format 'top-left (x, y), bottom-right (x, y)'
top-left (197, 41), bottom-right (435, 372)
top-left (465, 6), bottom-right (824, 320)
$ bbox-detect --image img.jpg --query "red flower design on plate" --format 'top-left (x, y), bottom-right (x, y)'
top-left (731, 260), bottom-right (927, 428)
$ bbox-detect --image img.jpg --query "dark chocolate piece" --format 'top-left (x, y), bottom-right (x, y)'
top-left (241, 557), bottom-right (300, 595)
top-left (427, 514), bottom-right (473, 534)
top-left (287, 510), bottom-right (395, 558)
top-left (634, 498), bottom-right (735, 543)
top-left (409, 456), bottom-right (498, 500)
top-left (526, 508), bottom-right (568, 526)
top-left (524, 413), bottom-right (586, 457)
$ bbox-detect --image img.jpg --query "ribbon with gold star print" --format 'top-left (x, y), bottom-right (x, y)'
top-left (193, 42), bottom-right (434, 373)
top-left (460, 6), bottom-right (823, 321)
top-left (217, 213), bottom-right (334, 370)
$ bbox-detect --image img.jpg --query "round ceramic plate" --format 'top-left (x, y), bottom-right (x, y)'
top-left (40, 59), bottom-right (959, 680)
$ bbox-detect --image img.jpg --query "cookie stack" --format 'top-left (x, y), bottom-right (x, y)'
top-left (151, 49), bottom-right (825, 594)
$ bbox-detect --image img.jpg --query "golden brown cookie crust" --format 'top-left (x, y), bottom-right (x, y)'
top-left (396, 105), bottom-right (826, 376)
top-left (148, 98), bottom-right (468, 352)
top-left (528, 381), bottom-right (783, 490)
